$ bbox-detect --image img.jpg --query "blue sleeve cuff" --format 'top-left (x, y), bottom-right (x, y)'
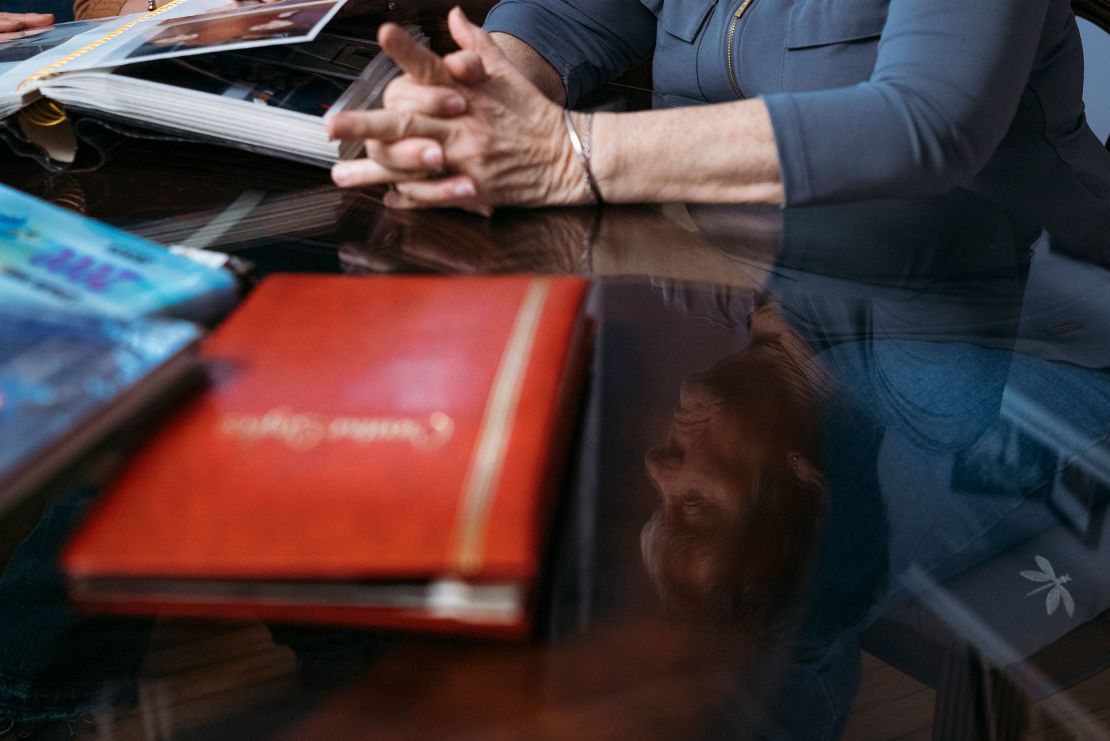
top-left (484, 2), bottom-right (589, 106)
top-left (764, 84), bottom-right (935, 206)
top-left (484, 0), bottom-right (657, 107)
top-left (762, 93), bottom-right (815, 207)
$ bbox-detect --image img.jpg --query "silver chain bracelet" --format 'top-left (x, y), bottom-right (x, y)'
top-left (563, 110), bottom-right (602, 206)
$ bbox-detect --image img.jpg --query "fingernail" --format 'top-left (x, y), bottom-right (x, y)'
top-left (325, 116), bottom-right (343, 140)
top-left (383, 192), bottom-right (399, 208)
top-left (331, 164), bottom-right (354, 186)
top-left (444, 95), bottom-right (466, 114)
top-left (451, 181), bottom-right (476, 198)
top-left (421, 146), bottom-right (443, 168)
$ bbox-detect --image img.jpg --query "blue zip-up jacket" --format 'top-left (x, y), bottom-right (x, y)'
top-left (484, 0), bottom-right (1110, 259)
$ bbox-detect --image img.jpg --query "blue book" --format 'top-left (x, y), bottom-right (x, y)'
top-left (0, 183), bottom-right (237, 322)
top-left (0, 307), bottom-right (201, 513)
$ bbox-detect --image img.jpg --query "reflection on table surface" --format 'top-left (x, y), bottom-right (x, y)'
top-left (2, 129), bottom-right (1110, 741)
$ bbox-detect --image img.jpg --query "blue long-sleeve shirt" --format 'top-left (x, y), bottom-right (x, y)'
top-left (484, 0), bottom-right (1110, 260)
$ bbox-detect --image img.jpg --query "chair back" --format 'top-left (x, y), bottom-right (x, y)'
top-left (1074, 0), bottom-right (1110, 33)
top-left (1074, 0), bottom-right (1110, 148)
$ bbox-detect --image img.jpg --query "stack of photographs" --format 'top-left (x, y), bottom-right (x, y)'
top-left (120, 32), bottom-right (386, 119)
top-left (0, 0), bottom-right (417, 166)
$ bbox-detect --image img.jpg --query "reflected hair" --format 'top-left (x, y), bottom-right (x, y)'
top-left (640, 464), bottom-right (826, 643)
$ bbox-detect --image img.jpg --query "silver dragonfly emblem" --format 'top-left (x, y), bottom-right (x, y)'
top-left (1021, 555), bottom-right (1075, 617)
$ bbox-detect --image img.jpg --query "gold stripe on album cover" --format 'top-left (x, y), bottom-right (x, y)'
top-left (450, 279), bottom-right (552, 575)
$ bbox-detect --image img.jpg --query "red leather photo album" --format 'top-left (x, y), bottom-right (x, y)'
top-left (62, 274), bottom-right (591, 639)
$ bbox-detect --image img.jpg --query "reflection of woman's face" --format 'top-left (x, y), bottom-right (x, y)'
top-left (641, 303), bottom-right (828, 635)
top-left (645, 351), bottom-right (789, 525)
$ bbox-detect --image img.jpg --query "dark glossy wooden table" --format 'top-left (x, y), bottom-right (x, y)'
top-left (3, 15), bottom-right (1110, 740)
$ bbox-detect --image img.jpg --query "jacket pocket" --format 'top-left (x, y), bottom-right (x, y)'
top-left (785, 0), bottom-right (888, 49)
top-left (639, 0), bottom-right (717, 43)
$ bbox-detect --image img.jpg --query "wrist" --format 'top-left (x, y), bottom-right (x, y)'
top-left (588, 112), bottom-right (626, 204)
top-left (563, 110), bottom-right (601, 206)
top-left (544, 109), bottom-right (586, 207)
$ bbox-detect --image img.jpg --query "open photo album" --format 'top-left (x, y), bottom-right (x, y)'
top-left (0, 0), bottom-right (417, 165)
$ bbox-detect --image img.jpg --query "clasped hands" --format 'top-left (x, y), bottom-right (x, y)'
top-left (328, 7), bottom-right (589, 216)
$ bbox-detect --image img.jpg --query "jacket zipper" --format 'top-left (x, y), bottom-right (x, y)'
top-left (726, 0), bottom-right (755, 98)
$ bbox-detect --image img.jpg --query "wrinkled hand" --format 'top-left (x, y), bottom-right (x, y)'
top-left (327, 7), bottom-right (586, 215)
top-left (0, 12), bottom-right (53, 35)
